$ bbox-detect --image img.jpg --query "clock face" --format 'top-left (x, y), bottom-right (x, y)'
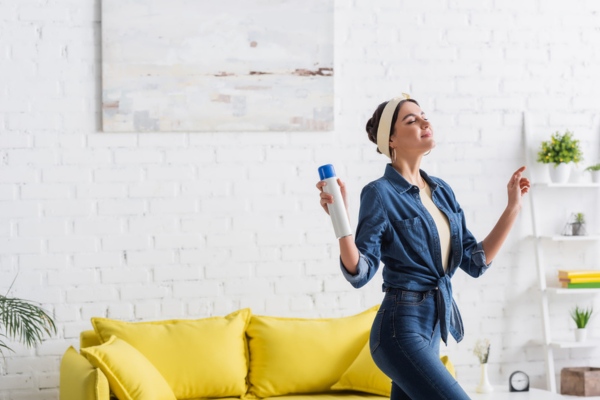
top-left (510, 371), bottom-right (529, 391)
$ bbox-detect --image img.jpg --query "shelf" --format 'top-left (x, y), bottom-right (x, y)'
top-left (549, 339), bottom-right (600, 349)
top-left (538, 235), bottom-right (600, 241)
top-left (547, 288), bottom-right (600, 295)
top-left (533, 182), bottom-right (600, 188)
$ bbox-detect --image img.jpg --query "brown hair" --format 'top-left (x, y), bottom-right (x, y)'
top-left (365, 98), bottom-right (419, 154)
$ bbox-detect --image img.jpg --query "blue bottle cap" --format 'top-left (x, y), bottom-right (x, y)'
top-left (318, 164), bottom-right (336, 180)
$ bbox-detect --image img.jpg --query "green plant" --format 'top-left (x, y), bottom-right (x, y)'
top-left (570, 305), bottom-right (593, 329)
top-left (585, 163), bottom-right (600, 172)
top-left (574, 212), bottom-right (585, 224)
top-left (537, 130), bottom-right (583, 165)
top-left (0, 280), bottom-right (56, 356)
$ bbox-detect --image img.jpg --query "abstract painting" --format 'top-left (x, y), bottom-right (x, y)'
top-left (101, 0), bottom-right (333, 132)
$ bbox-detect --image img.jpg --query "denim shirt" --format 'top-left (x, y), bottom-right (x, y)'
top-left (341, 164), bottom-right (491, 344)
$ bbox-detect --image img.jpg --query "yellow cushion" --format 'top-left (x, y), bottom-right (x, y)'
top-left (246, 306), bottom-right (378, 398)
top-left (80, 330), bottom-right (101, 348)
top-left (330, 341), bottom-right (391, 396)
top-left (91, 308), bottom-right (251, 400)
top-left (60, 346), bottom-right (110, 400)
top-left (331, 342), bottom-right (458, 396)
top-left (80, 336), bottom-right (176, 400)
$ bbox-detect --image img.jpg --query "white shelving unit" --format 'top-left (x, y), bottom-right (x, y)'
top-left (530, 188), bottom-right (600, 393)
top-left (523, 114), bottom-right (600, 393)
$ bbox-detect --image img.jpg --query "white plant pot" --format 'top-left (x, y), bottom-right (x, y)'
top-left (575, 328), bottom-right (587, 342)
top-left (549, 163), bottom-right (571, 184)
top-left (476, 363), bottom-right (494, 393)
top-left (592, 170), bottom-right (600, 184)
top-left (535, 163), bottom-right (551, 184)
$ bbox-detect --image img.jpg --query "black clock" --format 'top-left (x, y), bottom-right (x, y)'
top-left (509, 370), bottom-right (530, 392)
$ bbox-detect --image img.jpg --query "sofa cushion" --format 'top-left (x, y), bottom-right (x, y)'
top-left (60, 346), bottom-right (110, 400)
top-left (80, 336), bottom-right (176, 400)
top-left (91, 308), bottom-right (251, 400)
top-left (331, 341), bottom-right (457, 397)
top-left (330, 341), bottom-right (391, 396)
top-left (80, 329), bottom-right (101, 348)
top-left (246, 306), bottom-right (378, 398)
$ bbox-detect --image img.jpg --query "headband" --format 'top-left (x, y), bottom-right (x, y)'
top-left (376, 93), bottom-right (411, 158)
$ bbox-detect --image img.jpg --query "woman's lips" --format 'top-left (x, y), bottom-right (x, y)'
top-left (421, 131), bottom-right (433, 138)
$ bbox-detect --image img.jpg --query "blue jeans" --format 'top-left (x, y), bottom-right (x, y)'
top-left (370, 288), bottom-right (470, 400)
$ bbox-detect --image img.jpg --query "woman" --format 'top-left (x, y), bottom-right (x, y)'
top-left (317, 95), bottom-right (529, 399)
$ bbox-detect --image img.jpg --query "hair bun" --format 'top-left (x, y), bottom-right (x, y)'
top-left (366, 117), bottom-right (375, 136)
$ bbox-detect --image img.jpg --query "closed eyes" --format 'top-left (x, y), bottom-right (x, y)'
top-left (407, 117), bottom-right (428, 124)
top-left (402, 112), bottom-right (427, 124)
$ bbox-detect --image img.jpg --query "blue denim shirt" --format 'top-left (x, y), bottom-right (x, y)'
top-left (341, 164), bottom-right (491, 344)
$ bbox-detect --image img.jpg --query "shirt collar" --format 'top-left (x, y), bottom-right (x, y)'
top-left (383, 164), bottom-right (439, 194)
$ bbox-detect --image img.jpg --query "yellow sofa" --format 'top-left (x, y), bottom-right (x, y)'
top-left (59, 306), bottom-right (455, 400)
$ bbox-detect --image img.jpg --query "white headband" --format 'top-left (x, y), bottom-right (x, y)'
top-left (376, 93), bottom-right (411, 158)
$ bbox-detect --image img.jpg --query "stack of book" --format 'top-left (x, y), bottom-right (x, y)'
top-left (559, 270), bottom-right (600, 289)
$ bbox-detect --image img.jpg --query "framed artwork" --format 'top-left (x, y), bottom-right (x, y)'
top-left (101, 0), bottom-right (333, 132)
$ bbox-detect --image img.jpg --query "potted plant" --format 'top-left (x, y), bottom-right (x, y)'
top-left (537, 130), bottom-right (583, 183)
top-left (0, 280), bottom-right (56, 356)
top-left (585, 163), bottom-right (600, 184)
top-left (570, 305), bottom-right (593, 342)
top-left (571, 212), bottom-right (586, 236)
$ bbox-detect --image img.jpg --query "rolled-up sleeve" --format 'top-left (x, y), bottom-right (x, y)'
top-left (461, 240), bottom-right (491, 276)
top-left (439, 181), bottom-right (492, 278)
top-left (470, 241), bottom-right (489, 267)
top-left (459, 218), bottom-right (492, 278)
top-left (340, 184), bottom-right (388, 288)
top-left (339, 253), bottom-right (371, 287)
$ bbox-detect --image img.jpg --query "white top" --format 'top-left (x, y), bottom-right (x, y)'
top-left (420, 183), bottom-right (451, 271)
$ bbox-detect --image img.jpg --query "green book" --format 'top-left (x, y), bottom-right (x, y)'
top-left (562, 282), bottom-right (600, 289)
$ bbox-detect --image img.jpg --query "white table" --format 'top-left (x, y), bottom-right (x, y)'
top-left (464, 385), bottom-right (600, 399)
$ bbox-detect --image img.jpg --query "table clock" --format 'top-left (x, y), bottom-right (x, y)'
top-left (509, 370), bottom-right (530, 392)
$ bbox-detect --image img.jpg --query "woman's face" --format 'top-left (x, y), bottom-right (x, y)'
top-left (389, 101), bottom-right (435, 157)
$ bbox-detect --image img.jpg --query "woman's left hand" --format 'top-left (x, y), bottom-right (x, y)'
top-left (507, 166), bottom-right (530, 210)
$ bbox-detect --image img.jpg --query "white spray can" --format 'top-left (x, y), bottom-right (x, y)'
top-left (318, 164), bottom-right (352, 239)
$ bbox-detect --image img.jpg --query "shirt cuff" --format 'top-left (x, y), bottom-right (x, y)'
top-left (339, 253), bottom-right (369, 286)
top-left (472, 241), bottom-right (492, 269)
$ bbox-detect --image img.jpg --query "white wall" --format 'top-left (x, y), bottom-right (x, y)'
top-left (1, 0), bottom-right (600, 398)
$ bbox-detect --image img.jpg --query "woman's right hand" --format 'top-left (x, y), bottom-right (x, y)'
top-left (316, 178), bottom-right (348, 215)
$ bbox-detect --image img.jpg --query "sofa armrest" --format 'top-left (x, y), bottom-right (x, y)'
top-left (60, 346), bottom-right (110, 400)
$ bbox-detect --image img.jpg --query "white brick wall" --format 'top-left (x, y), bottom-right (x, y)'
top-left (1, 0), bottom-right (600, 397)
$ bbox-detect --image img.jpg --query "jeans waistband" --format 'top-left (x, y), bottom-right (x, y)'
top-left (384, 287), bottom-right (438, 295)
